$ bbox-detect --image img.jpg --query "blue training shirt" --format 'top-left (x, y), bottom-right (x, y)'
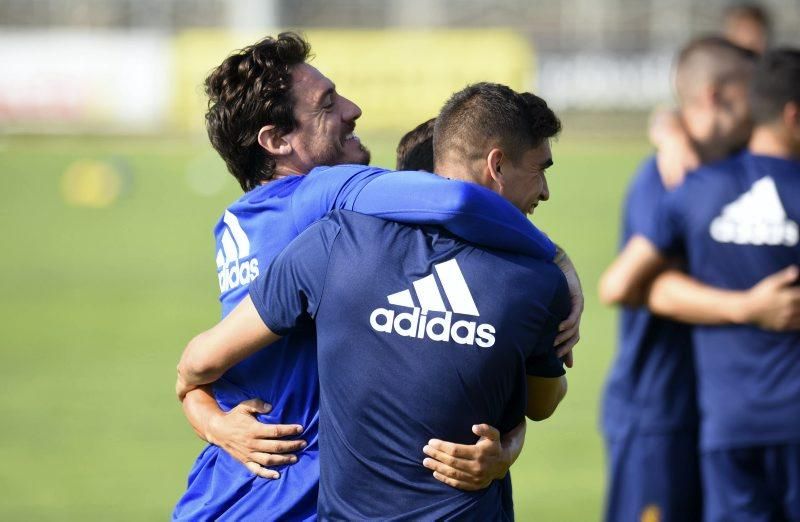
top-left (647, 151), bottom-right (800, 451)
top-left (250, 210), bottom-right (569, 520)
top-left (602, 156), bottom-right (698, 439)
top-left (173, 165), bottom-right (556, 520)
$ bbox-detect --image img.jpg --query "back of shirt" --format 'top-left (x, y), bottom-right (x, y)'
top-left (651, 152), bottom-right (800, 450)
top-left (251, 210), bottom-right (569, 520)
top-left (602, 156), bottom-right (697, 438)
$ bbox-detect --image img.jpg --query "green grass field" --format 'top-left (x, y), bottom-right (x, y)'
top-left (0, 126), bottom-right (649, 520)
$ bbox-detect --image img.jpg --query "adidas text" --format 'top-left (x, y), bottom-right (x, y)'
top-left (218, 259), bottom-right (260, 293)
top-left (369, 308), bottom-right (496, 348)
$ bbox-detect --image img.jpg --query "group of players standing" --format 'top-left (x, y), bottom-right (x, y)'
top-left (169, 3), bottom-right (800, 519)
top-left (601, 5), bottom-right (800, 522)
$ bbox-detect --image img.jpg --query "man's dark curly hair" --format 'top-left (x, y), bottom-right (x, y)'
top-left (205, 32), bottom-right (310, 192)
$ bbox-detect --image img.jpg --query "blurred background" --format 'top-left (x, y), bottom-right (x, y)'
top-left (1, 0), bottom-right (799, 519)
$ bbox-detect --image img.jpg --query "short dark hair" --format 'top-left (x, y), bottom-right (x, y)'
top-left (750, 48), bottom-right (800, 124)
top-left (205, 32), bottom-right (310, 192)
top-left (396, 118), bottom-right (436, 171)
top-left (433, 83), bottom-right (561, 169)
top-left (724, 3), bottom-right (771, 30)
top-left (675, 36), bottom-right (757, 102)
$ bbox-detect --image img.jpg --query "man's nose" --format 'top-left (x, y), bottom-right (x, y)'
top-left (340, 94), bottom-right (362, 122)
top-left (540, 177), bottom-right (550, 201)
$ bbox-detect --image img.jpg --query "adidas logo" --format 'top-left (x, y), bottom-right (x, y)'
top-left (369, 258), bottom-right (496, 348)
top-left (216, 210), bottom-right (260, 293)
top-left (710, 177), bottom-right (798, 247)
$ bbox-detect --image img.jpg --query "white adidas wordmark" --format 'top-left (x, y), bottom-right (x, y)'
top-left (710, 177), bottom-right (798, 247)
top-left (216, 210), bottom-right (260, 293)
top-left (370, 258), bottom-right (496, 348)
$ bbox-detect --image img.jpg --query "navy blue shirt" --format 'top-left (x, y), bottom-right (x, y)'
top-left (648, 152), bottom-right (800, 451)
top-left (602, 156), bottom-right (697, 438)
top-left (250, 210), bottom-right (569, 520)
top-left (174, 165), bottom-right (556, 521)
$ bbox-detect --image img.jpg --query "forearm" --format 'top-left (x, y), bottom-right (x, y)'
top-left (499, 419), bottom-right (526, 472)
top-left (177, 296), bottom-right (281, 396)
top-left (599, 235), bottom-right (667, 307)
top-left (182, 385), bottom-right (225, 443)
top-left (648, 269), bottom-right (746, 324)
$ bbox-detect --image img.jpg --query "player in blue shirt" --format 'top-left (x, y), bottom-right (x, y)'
top-left (602, 48), bottom-right (800, 522)
top-left (174, 34), bottom-right (582, 520)
top-left (176, 83), bottom-right (569, 520)
top-left (599, 37), bottom-right (759, 522)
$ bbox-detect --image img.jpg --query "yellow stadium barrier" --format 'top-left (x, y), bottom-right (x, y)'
top-left (172, 29), bottom-right (534, 133)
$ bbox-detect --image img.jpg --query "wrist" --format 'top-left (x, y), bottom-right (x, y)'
top-left (204, 409), bottom-right (227, 446)
top-left (728, 291), bottom-right (754, 325)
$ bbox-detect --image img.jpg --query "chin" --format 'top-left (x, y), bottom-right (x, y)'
top-left (349, 145), bottom-right (371, 166)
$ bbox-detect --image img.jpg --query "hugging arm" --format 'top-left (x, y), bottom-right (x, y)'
top-left (176, 295), bottom-right (281, 401)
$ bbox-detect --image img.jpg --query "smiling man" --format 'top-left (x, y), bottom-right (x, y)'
top-left (174, 33), bottom-right (582, 520)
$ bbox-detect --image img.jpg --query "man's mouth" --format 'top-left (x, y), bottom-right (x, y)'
top-left (344, 132), bottom-right (360, 144)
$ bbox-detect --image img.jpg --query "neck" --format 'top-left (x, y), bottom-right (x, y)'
top-left (694, 140), bottom-right (732, 164)
top-left (682, 106), bottom-right (733, 164)
top-left (274, 160), bottom-right (308, 180)
top-left (435, 160), bottom-right (476, 183)
top-left (749, 125), bottom-right (798, 160)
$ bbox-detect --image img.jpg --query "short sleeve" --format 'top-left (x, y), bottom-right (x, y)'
top-left (248, 216), bottom-right (341, 335)
top-left (525, 274), bottom-right (570, 378)
top-left (647, 185), bottom-right (687, 257)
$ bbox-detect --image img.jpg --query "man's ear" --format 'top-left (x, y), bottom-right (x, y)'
top-left (708, 83), bottom-right (724, 108)
top-left (783, 101), bottom-right (800, 130)
top-left (486, 148), bottom-right (504, 187)
top-left (257, 125), bottom-right (292, 156)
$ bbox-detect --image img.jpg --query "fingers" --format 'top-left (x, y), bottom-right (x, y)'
top-left (555, 328), bottom-right (580, 356)
top-left (423, 444), bottom-right (475, 470)
top-left (555, 296), bottom-right (582, 346)
top-left (471, 424), bottom-right (500, 441)
top-left (771, 265), bottom-right (799, 287)
top-left (236, 399), bottom-right (272, 415)
top-left (423, 460), bottom-right (484, 491)
top-left (432, 471), bottom-right (482, 491)
top-left (554, 323), bottom-right (578, 347)
top-left (561, 350), bottom-right (574, 368)
top-left (244, 461), bottom-right (280, 480)
top-left (426, 439), bottom-right (479, 460)
top-left (554, 320), bottom-right (575, 346)
top-left (248, 451), bottom-right (299, 467)
top-left (251, 438), bottom-right (307, 454)
top-left (253, 423), bottom-right (304, 439)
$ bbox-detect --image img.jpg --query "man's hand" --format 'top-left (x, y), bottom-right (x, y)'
top-left (648, 107), bottom-right (700, 189)
top-left (553, 248), bottom-right (583, 367)
top-left (176, 373), bottom-right (198, 402)
top-left (654, 125), bottom-right (700, 190)
top-left (741, 265), bottom-right (800, 331)
top-left (205, 399), bottom-right (306, 480)
top-left (421, 421), bottom-right (526, 491)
